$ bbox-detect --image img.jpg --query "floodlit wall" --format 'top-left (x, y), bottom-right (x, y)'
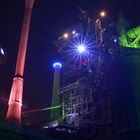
top-left (108, 48), bottom-right (140, 139)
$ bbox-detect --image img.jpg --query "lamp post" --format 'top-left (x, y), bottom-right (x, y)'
top-left (95, 11), bottom-right (106, 72)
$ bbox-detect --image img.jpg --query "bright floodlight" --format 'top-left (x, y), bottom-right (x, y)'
top-left (100, 11), bottom-right (106, 17)
top-left (53, 62), bottom-right (62, 69)
top-left (63, 33), bottom-right (69, 39)
top-left (113, 38), bottom-right (118, 43)
top-left (77, 44), bottom-right (86, 53)
top-left (72, 30), bottom-right (76, 34)
top-left (0, 48), bottom-right (4, 55)
top-left (69, 36), bottom-right (94, 63)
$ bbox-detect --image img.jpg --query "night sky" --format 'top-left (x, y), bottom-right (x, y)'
top-left (0, 0), bottom-right (139, 122)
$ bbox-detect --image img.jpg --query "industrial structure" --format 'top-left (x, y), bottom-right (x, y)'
top-left (50, 9), bottom-right (113, 138)
top-left (48, 13), bottom-right (140, 140)
top-left (6, 0), bottom-right (34, 124)
top-left (50, 62), bottom-right (62, 121)
top-left (0, 1), bottom-right (139, 139)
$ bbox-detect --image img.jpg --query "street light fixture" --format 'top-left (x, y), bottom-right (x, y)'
top-left (63, 33), bottom-right (69, 39)
top-left (100, 11), bottom-right (106, 18)
top-left (77, 44), bottom-right (86, 53)
top-left (0, 47), bottom-right (6, 64)
top-left (72, 30), bottom-right (76, 35)
top-left (0, 48), bottom-right (4, 55)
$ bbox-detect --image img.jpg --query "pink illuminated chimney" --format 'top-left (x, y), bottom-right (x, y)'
top-left (6, 0), bottom-right (34, 124)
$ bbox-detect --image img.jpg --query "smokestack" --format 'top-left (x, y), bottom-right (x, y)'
top-left (6, 0), bottom-right (34, 125)
top-left (50, 63), bottom-right (62, 121)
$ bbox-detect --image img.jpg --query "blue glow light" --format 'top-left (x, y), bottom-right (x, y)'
top-left (69, 35), bottom-right (94, 63)
top-left (53, 62), bottom-right (62, 69)
top-left (77, 44), bottom-right (86, 53)
top-left (113, 38), bottom-right (117, 43)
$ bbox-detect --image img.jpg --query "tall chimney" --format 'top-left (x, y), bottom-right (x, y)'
top-left (50, 63), bottom-right (62, 121)
top-left (6, 0), bottom-right (34, 124)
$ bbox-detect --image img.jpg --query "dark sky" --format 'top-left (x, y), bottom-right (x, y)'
top-left (0, 0), bottom-right (139, 122)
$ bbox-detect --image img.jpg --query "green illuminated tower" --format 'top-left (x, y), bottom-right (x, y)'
top-left (50, 63), bottom-right (62, 121)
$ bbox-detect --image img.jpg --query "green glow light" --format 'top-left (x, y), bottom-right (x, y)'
top-left (23, 105), bottom-right (61, 114)
top-left (119, 26), bottom-right (140, 48)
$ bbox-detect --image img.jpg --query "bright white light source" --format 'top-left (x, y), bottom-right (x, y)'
top-left (113, 38), bottom-right (117, 43)
top-left (77, 44), bottom-right (86, 53)
top-left (100, 11), bottom-right (106, 17)
top-left (72, 30), bottom-right (76, 34)
top-left (53, 62), bottom-right (62, 69)
top-left (0, 48), bottom-right (4, 55)
top-left (63, 33), bottom-right (69, 39)
top-left (69, 36), bottom-right (94, 63)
